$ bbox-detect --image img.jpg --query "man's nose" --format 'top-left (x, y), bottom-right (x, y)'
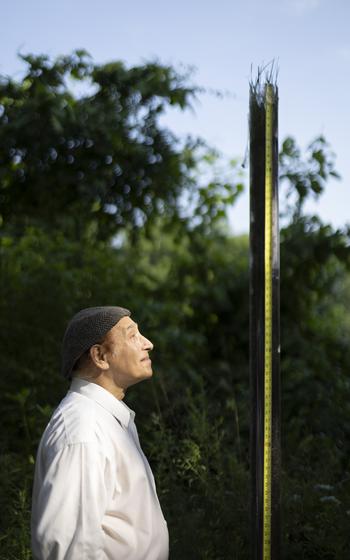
top-left (142, 336), bottom-right (153, 351)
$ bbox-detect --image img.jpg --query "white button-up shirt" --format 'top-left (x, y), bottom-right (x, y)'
top-left (31, 378), bottom-right (169, 560)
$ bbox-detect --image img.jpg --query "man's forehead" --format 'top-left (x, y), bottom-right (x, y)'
top-left (112, 316), bottom-right (137, 333)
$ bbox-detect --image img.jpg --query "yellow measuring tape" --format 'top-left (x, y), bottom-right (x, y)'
top-left (263, 83), bottom-right (274, 560)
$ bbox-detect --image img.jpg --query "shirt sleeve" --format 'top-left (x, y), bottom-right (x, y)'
top-left (31, 441), bottom-right (108, 560)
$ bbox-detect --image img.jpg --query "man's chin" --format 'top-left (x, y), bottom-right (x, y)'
top-left (141, 361), bottom-right (153, 375)
top-left (131, 367), bottom-right (153, 385)
top-left (143, 367), bottom-right (153, 378)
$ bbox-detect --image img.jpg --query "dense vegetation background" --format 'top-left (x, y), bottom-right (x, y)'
top-left (1, 51), bottom-right (350, 559)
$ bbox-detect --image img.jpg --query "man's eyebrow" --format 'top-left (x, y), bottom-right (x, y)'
top-left (126, 323), bottom-right (138, 331)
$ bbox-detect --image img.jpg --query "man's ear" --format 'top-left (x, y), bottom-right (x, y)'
top-left (89, 345), bottom-right (109, 370)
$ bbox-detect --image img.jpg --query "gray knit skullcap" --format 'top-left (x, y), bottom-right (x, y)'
top-left (61, 306), bottom-right (131, 379)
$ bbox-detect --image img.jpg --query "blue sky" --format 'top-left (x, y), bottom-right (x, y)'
top-left (1, 0), bottom-right (349, 233)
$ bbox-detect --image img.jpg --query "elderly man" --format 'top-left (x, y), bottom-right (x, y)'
top-left (31, 306), bottom-right (169, 560)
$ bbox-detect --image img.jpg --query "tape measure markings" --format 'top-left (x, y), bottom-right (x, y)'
top-left (263, 83), bottom-right (274, 560)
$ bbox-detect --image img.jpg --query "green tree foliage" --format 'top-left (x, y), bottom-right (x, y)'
top-left (0, 50), bottom-right (241, 242)
top-left (1, 52), bottom-right (350, 559)
top-left (279, 135), bottom-right (340, 220)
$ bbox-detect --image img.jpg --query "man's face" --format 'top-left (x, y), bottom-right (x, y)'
top-left (102, 316), bottom-right (154, 388)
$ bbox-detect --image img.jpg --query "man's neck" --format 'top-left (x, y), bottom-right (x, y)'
top-left (77, 373), bottom-right (126, 400)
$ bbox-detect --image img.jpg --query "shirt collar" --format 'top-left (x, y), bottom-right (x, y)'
top-left (69, 377), bottom-right (135, 429)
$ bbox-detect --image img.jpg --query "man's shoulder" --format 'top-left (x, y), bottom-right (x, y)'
top-left (43, 391), bottom-right (98, 452)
